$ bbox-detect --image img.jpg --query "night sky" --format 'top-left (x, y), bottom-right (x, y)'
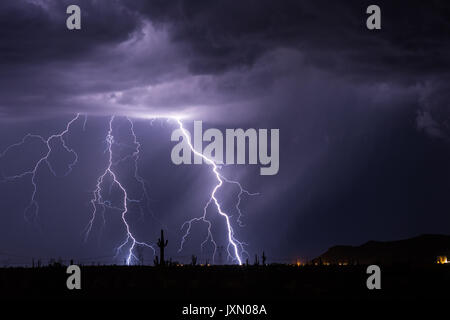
top-left (0, 0), bottom-right (449, 265)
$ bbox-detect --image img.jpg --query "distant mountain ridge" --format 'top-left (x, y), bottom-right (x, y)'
top-left (312, 234), bottom-right (450, 265)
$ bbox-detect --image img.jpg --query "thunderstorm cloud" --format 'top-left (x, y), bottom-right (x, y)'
top-left (0, 0), bottom-right (449, 262)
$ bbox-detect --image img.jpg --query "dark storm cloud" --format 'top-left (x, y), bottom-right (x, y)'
top-left (0, 0), bottom-right (450, 263)
top-left (124, 0), bottom-right (450, 134)
top-left (127, 0), bottom-right (450, 78)
top-left (1, 0), bottom-right (449, 123)
top-left (0, 0), bottom-right (139, 65)
top-left (0, 0), bottom-right (143, 118)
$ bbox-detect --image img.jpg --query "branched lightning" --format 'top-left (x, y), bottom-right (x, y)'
top-left (114, 117), bottom-right (154, 221)
top-left (1, 114), bottom-right (256, 266)
top-left (220, 175), bottom-right (259, 228)
top-left (174, 119), bottom-right (256, 265)
top-left (0, 114), bottom-right (81, 223)
top-left (85, 116), bottom-right (155, 265)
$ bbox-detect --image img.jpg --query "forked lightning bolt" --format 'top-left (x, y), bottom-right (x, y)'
top-left (174, 119), bottom-right (257, 265)
top-left (115, 117), bottom-right (154, 221)
top-left (221, 175), bottom-right (259, 228)
top-left (85, 116), bottom-right (155, 265)
top-left (1, 114), bottom-right (256, 265)
top-left (0, 114), bottom-right (81, 223)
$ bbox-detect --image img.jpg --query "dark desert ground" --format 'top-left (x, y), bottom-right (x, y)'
top-left (1, 235), bottom-right (449, 302)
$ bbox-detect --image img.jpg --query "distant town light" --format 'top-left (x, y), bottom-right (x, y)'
top-left (437, 256), bottom-right (448, 264)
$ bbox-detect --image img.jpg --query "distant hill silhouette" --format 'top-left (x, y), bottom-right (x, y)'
top-left (312, 234), bottom-right (450, 265)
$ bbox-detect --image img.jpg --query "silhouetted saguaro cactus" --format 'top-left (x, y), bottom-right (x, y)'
top-left (254, 254), bottom-right (259, 266)
top-left (153, 255), bottom-right (159, 266)
top-left (157, 229), bottom-right (168, 266)
top-left (191, 255), bottom-right (197, 266)
top-left (262, 251), bottom-right (266, 266)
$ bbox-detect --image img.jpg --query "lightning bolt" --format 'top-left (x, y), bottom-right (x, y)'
top-left (0, 114), bottom-right (81, 224)
top-left (1, 114), bottom-right (256, 266)
top-left (113, 117), bottom-right (156, 222)
top-left (85, 116), bottom-right (155, 265)
top-left (174, 119), bottom-right (256, 265)
top-left (220, 175), bottom-right (259, 228)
